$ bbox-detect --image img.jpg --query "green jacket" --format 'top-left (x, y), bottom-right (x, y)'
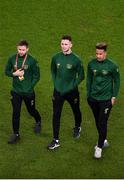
top-left (87, 58), bottom-right (120, 100)
top-left (5, 54), bottom-right (40, 95)
top-left (51, 52), bottom-right (85, 95)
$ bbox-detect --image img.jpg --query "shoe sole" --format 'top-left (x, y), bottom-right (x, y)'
top-left (48, 144), bottom-right (60, 150)
top-left (94, 155), bottom-right (102, 159)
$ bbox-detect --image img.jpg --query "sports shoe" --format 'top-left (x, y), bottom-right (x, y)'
top-left (73, 127), bottom-right (81, 138)
top-left (94, 146), bottom-right (102, 159)
top-left (34, 122), bottom-right (41, 134)
top-left (8, 134), bottom-right (20, 144)
top-left (47, 139), bottom-right (60, 150)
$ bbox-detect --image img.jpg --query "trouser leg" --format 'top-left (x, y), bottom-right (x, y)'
top-left (67, 89), bottom-right (82, 127)
top-left (52, 90), bottom-right (64, 140)
top-left (24, 92), bottom-right (41, 123)
top-left (97, 100), bottom-right (112, 148)
top-left (87, 99), bottom-right (99, 131)
top-left (11, 91), bottom-right (22, 134)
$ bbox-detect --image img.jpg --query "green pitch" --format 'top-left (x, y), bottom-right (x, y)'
top-left (0, 0), bottom-right (124, 178)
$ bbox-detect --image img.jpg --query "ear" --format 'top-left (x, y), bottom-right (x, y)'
top-left (70, 42), bottom-right (73, 48)
top-left (104, 51), bottom-right (107, 56)
top-left (26, 48), bottom-right (29, 52)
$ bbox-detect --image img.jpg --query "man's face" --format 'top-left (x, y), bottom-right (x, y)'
top-left (61, 39), bottom-right (72, 53)
top-left (17, 45), bottom-right (29, 56)
top-left (96, 49), bottom-right (107, 61)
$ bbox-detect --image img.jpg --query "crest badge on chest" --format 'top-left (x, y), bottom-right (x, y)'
top-left (102, 70), bottom-right (108, 75)
top-left (66, 64), bottom-right (72, 69)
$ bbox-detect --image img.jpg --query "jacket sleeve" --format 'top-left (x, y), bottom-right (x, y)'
top-left (51, 56), bottom-right (56, 83)
top-left (86, 63), bottom-right (93, 98)
top-left (31, 60), bottom-right (40, 88)
top-left (5, 58), bottom-right (13, 77)
top-left (75, 61), bottom-right (85, 86)
top-left (112, 65), bottom-right (120, 97)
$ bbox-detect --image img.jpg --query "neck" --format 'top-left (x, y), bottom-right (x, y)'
top-left (18, 53), bottom-right (27, 58)
top-left (97, 57), bottom-right (106, 61)
top-left (63, 49), bottom-right (72, 55)
top-left (97, 59), bottom-right (106, 63)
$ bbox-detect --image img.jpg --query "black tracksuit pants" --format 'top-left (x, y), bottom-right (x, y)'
top-left (52, 89), bottom-right (82, 140)
top-left (10, 91), bottom-right (41, 134)
top-left (88, 98), bottom-right (112, 148)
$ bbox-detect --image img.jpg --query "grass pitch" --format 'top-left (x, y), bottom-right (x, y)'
top-left (0, 0), bottom-right (124, 178)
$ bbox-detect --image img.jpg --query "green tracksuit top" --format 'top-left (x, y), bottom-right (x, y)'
top-left (51, 52), bottom-right (85, 95)
top-left (5, 54), bottom-right (40, 95)
top-left (87, 58), bottom-right (120, 100)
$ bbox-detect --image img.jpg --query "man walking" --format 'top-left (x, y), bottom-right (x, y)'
top-left (48, 35), bottom-right (85, 150)
top-left (5, 40), bottom-right (42, 144)
top-left (87, 42), bottom-right (120, 158)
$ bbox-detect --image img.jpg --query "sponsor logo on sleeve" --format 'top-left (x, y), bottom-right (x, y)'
top-left (57, 63), bottom-right (61, 69)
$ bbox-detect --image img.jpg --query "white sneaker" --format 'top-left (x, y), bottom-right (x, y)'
top-left (94, 146), bottom-right (102, 159)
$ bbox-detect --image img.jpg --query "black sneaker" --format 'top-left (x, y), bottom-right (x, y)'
top-left (47, 139), bottom-right (60, 150)
top-left (8, 134), bottom-right (20, 144)
top-left (34, 122), bottom-right (41, 134)
top-left (73, 127), bottom-right (81, 138)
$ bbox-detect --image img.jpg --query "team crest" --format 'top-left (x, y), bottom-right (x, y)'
top-left (66, 64), bottom-right (72, 69)
top-left (102, 70), bottom-right (108, 75)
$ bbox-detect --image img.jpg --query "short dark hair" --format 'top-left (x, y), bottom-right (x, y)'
top-left (61, 35), bottom-right (72, 42)
top-left (96, 42), bottom-right (107, 51)
top-left (17, 40), bottom-right (29, 47)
